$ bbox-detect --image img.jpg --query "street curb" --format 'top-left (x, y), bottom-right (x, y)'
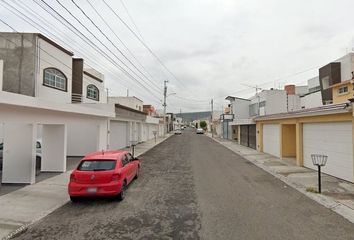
top-left (208, 135), bottom-right (354, 225)
top-left (2, 134), bottom-right (173, 240)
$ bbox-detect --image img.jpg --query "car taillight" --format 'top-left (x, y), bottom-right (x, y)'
top-left (112, 173), bottom-right (120, 181)
top-left (70, 173), bottom-right (77, 182)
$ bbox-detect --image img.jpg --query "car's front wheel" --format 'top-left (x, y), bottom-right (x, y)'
top-left (134, 167), bottom-right (139, 180)
top-left (117, 181), bottom-right (127, 201)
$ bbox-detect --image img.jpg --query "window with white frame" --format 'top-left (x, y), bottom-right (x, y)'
top-left (43, 68), bottom-right (67, 91)
top-left (338, 86), bottom-right (348, 95)
top-left (87, 84), bottom-right (99, 101)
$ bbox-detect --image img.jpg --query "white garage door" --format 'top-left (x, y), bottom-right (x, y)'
top-left (110, 121), bottom-right (128, 150)
top-left (263, 124), bottom-right (280, 157)
top-left (303, 122), bottom-right (353, 182)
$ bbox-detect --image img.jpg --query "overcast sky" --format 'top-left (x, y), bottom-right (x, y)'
top-left (1, 0), bottom-right (354, 112)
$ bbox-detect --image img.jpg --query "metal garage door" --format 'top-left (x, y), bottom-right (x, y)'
top-left (240, 125), bottom-right (256, 149)
top-left (110, 121), bottom-right (128, 150)
top-left (303, 122), bottom-right (353, 182)
top-left (248, 125), bottom-right (256, 149)
top-left (263, 124), bottom-right (280, 157)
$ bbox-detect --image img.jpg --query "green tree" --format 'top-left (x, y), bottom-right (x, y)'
top-left (200, 120), bottom-right (207, 129)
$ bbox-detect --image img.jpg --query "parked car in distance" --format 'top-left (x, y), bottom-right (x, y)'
top-left (181, 126), bottom-right (185, 130)
top-left (68, 150), bottom-right (140, 202)
top-left (174, 129), bottom-right (182, 135)
top-left (0, 141), bottom-right (42, 171)
top-left (196, 128), bottom-right (204, 134)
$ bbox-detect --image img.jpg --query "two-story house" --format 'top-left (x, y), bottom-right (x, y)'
top-left (225, 86), bottom-right (302, 149)
top-left (0, 32), bottom-right (114, 184)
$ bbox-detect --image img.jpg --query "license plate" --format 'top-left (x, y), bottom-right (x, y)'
top-left (86, 187), bottom-right (97, 193)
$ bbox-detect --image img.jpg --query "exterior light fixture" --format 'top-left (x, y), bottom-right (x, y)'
top-left (130, 140), bottom-right (138, 158)
top-left (311, 154), bottom-right (328, 193)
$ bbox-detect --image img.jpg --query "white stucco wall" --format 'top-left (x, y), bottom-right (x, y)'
top-left (66, 123), bottom-right (104, 156)
top-left (109, 97), bottom-right (143, 111)
top-left (260, 90), bottom-right (286, 115)
top-left (82, 72), bottom-right (107, 104)
top-left (250, 90), bottom-right (302, 115)
top-left (36, 37), bottom-right (72, 103)
top-left (300, 91), bottom-right (323, 109)
top-left (0, 123), bottom-right (3, 143)
top-left (308, 76), bottom-right (320, 90)
top-left (0, 59), bottom-right (3, 91)
top-left (233, 98), bottom-right (250, 119)
top-left (145, 116), bottom-right (159, 124)
top-left (0, 92), bottom-right (112, 158)
top-left (295, 86), bottom-right (308, 96)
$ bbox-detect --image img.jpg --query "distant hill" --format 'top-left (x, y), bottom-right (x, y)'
top-left (175, 111), bottom-right (211, 123)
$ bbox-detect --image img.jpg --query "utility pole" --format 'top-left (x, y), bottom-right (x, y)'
top-left (211, 99), bottom-right (214, 138)
top-left (163, 80), bottom-right (168, 137)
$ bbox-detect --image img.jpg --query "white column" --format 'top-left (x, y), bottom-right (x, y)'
top-left (97, 120), bottom-right (108, 151)
top-left (0, 60), bottom-right (3, 91)
top-left (2, 123), bottom-right (37, 184)
top-left (133, 122), bottom-right (138, 141)
top-left (41, 124), bottom-right (67, 172)
top-left (129, 121), bottom-right (133, 144)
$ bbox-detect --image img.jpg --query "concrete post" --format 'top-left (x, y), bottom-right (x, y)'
top-left (2, 123), bottom-right (37, 184)
top-left (97, 120), bottom-right (108, 151)
top-left (296, 122), bottom-right (303, 166)
top-left (0, 60), bottom-right (3, 91)
top-left (41, 124), bottom-right (67, 172)
top-left (237, 125), bottom-right (241, 145)
top-left (256, 122), bottom-right (263, 152)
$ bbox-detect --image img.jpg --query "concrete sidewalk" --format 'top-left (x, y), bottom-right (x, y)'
top-left (209, 135), bottom-right (354, 224)
top-left (0, 134), bottom-right (172, 240)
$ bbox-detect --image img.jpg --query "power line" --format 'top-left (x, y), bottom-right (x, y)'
top-left (70, 0), bottom-right (162, 94)
top-left (119, 0), bottom-right (144, 41)
top-left (54, 0), bottom-right (161, 97)
top-left (101, 0), bottom-right (186, 87)
top-left (2, 0), bottom-right (133, 93)
top-left (85, 0), bottom-right (162, 91)
top-left (170, 95), bottom-right (212, 103)
top-left (35, 0), bottom-right (162, 102)
top-left (29, 0), bottom-right (161, 104)
top-left (213, 64), bottom-right (320, 100)
top-left (0, 16), bottom-right (73, 74)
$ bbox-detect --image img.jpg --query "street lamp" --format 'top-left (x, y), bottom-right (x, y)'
top-left (311, 154), bottom-right (328, 193)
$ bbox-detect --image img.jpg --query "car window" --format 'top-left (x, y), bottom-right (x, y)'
top-left (126, 153), bottom-right (133, 162)
top-left (36, 141), bottom-right (41, 149)
top-left (0, 143), bottom-right (3, 150)
top-left (121, 155), bottom-right (129, 166)
top-left (78, 160), bottom-right (116, 171)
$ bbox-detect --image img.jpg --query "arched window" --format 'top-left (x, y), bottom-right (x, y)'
top-left (87, 84), bottom-right (99, 101)
top-left (43, 68), bottom-right (67, 91)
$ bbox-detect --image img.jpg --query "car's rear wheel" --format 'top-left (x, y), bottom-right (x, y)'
top-left (70, 196), bottom-right (80, 202)
top-left (117, 181), bottom-right (127, 201)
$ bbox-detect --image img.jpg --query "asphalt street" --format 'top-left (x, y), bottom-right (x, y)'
top-left (13, 129), bottom-right (354, 240)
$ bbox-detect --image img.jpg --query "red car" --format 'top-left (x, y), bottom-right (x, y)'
top-left (68, 150), bottom-right (140, 202)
